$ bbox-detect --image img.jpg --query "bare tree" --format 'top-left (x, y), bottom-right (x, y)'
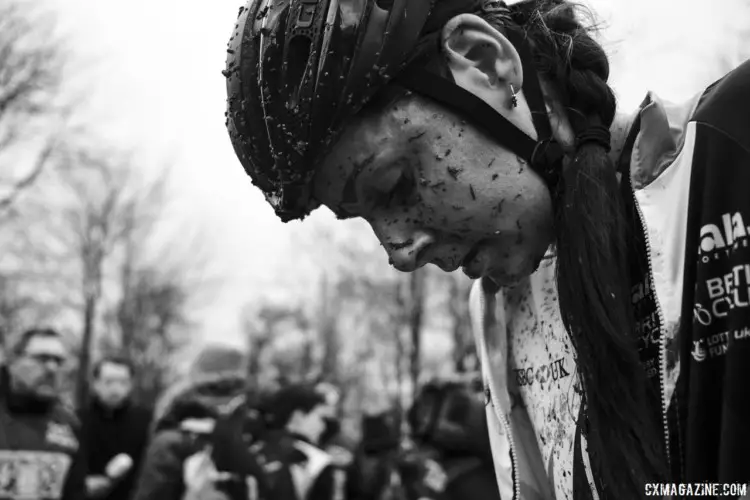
top-left (242, 301), bottom-right (311, 385)
top-left (11, 141), bottom-right (170, 408)
top-left (105, 265), bottom-right (190, 405)
top-left (317, 273), bottom-right (340, 383)
top-left (445, 274), bottom-right (475, 372)
top-left (0, 0), bottom-right (72, 215)
top-left (407, 269), bottom-right (426, 401)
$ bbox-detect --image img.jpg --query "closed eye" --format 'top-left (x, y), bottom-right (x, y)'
top-left (385, 172), bottom-right (415, 206)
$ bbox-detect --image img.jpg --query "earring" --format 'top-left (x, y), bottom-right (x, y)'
top-left (509, 84), bottom-right (518, 108)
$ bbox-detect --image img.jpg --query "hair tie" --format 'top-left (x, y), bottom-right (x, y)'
top-left (575, 125), bottom-right (612, 152)
top-left (480, 0), bottom-right (513, 25)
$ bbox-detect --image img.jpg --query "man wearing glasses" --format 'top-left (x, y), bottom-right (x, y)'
top-left (0, 328), bottom-right (87, 500)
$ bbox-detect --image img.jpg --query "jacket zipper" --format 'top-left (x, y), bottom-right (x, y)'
top-left (500, 406), bottom-right (520, 500)
top-left (632, 188), bottom-right (671, 467)
top-left (479, 290), bottom-right (521, 500)
top-left (480, 300), bottom-right (521, 500)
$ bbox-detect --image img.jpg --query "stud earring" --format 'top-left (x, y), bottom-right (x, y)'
top-left (509, 84), bottom-right (518, 108)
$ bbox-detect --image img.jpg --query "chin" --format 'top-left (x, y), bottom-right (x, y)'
top-left (485, 273), bottom-right (523, 289)
top-left (485, 255), bottom-right (539, 288)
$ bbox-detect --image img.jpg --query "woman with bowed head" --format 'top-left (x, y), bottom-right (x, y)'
top-left (224, 0), bottom-right (750, 498)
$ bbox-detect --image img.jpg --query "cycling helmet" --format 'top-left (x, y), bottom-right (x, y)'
top-left (225, 0), bottom-right (563, 222)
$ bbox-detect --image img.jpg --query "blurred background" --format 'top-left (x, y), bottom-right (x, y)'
top-left (0, 0), bottom-right (748, 424)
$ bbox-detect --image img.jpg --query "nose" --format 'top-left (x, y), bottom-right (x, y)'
top-left (383, 230), bottom-right (435, 272)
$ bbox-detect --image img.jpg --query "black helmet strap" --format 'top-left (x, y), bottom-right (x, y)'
top-left (394, 27), bottom-right (563, 192)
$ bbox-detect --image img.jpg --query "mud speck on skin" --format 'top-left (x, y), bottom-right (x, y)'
top-left (447, 166), bottom-right (462, 180)
top-left (444, 149), bottom-right (452, 157)
top-left (492, 174), bottom-right (499, 180)
top-left (430, 181), bottom-right (446, 192)
top-left (469, 185), bottom-right (476, 200)
top-left (487, 158), bottom-right (496, 168)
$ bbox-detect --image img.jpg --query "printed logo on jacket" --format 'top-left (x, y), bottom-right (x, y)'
top-left (693, 210), bottom-right (750, 362)
top-left (0, 451), bottom-right (71, 499)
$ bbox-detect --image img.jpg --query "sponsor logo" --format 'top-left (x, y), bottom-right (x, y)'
top-left (690, 328), bottom-right (750, 362)
top-left (698, 211), bottom-right (750, 261)
top-left (0, 451), bottom-right (71, 499)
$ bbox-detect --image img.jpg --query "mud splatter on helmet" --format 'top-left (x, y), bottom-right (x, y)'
top-left (225, 0), bottom-right (563, 222)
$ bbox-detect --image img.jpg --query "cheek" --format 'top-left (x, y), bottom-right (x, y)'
top-left (417, 168), bottom-right (509, 234)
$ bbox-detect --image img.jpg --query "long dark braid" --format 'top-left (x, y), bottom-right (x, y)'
top-left (499, 1), bottom-right (668, 495)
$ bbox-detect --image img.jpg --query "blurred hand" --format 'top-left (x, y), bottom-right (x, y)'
top-left (423, 459), bottom-right (447, 493)
top-left (105, 453), bottom-right (133, 480)
top-left (86, 475), bottom-right (113, 499)
top-left (182, 449), bottom-right (231, 500)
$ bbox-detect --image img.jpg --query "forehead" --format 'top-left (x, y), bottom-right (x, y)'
top-left (24, 335), bottom-right (66, 355)
top-left (313, 96), bottom-right (441, 207)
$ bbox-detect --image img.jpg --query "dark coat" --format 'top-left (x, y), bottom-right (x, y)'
top-left (0, 367), bottom-right (87, 500)
top-left (79, 398), bottom-right (152, 500)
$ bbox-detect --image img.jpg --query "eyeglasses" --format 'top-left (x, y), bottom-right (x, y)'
top-left (24, 353), bottom-right (66, 368)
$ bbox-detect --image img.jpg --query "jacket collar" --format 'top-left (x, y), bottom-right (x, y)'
top-left (630, 91), bottom-right (702, 189)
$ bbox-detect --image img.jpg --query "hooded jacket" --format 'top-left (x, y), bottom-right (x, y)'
top-left (131, 373), bottom-right (249, 500)
top-left (470, 59), bottom-right (750, 499)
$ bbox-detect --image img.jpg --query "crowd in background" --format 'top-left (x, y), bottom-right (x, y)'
top-left (0, 326), bottom-right (500, 500)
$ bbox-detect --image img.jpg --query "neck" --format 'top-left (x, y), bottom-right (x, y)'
top-left (95, 397), bottom-right (129, 414)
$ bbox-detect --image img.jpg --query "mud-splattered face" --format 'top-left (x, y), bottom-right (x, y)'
top-left (313, 94), bottom-right (554, 286)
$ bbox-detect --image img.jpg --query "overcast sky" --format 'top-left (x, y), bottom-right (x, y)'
top-left (47, 0), bottom-right (748, 347)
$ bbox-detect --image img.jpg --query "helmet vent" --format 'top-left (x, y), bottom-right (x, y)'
top-left (374, 0), bottom-right (395, 10)
top-left (284, 35), bottom-right (313, 111)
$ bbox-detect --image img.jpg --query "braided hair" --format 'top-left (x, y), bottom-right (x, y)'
top-left (476, 1), bottom-right (669, 494)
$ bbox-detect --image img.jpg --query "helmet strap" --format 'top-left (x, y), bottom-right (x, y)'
top-left (393, 27), bottom-right (563, 192)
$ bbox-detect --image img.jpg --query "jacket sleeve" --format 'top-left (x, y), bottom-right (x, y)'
top-left (132, 430), bottom-right (190, 500)
top-left (61, 432), bottom-right (88, 500)
top-left (307, 465), bottom-right (339, 500)
top-left (675, 89), bottom-right (750, 487)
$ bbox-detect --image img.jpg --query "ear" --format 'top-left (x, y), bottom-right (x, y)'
top-left (441, 14), bottom-right (523, 114)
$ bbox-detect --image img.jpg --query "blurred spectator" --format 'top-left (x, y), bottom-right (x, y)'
top-left (315, 382), bottom-right (354, 469)
top-left (257, 383), bottom-right (345, 500)
top-left (80, 355), bottom-right (152, 500)
top-left (348, 376), bottom-right (500, 500)
top-left (0, 328), bottom-right (87, 499)
top-left (132, 345), bottom-right (267, 500)
top-left (405, 377), bottom-right (500, 500)
top-left (347, 409), bottom-right (406, 500)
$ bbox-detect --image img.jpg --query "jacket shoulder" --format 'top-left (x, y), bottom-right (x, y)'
top-left (51, 403), bottom-right (81, 430)
top-left (693, 59), bottom-right (750, 151)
